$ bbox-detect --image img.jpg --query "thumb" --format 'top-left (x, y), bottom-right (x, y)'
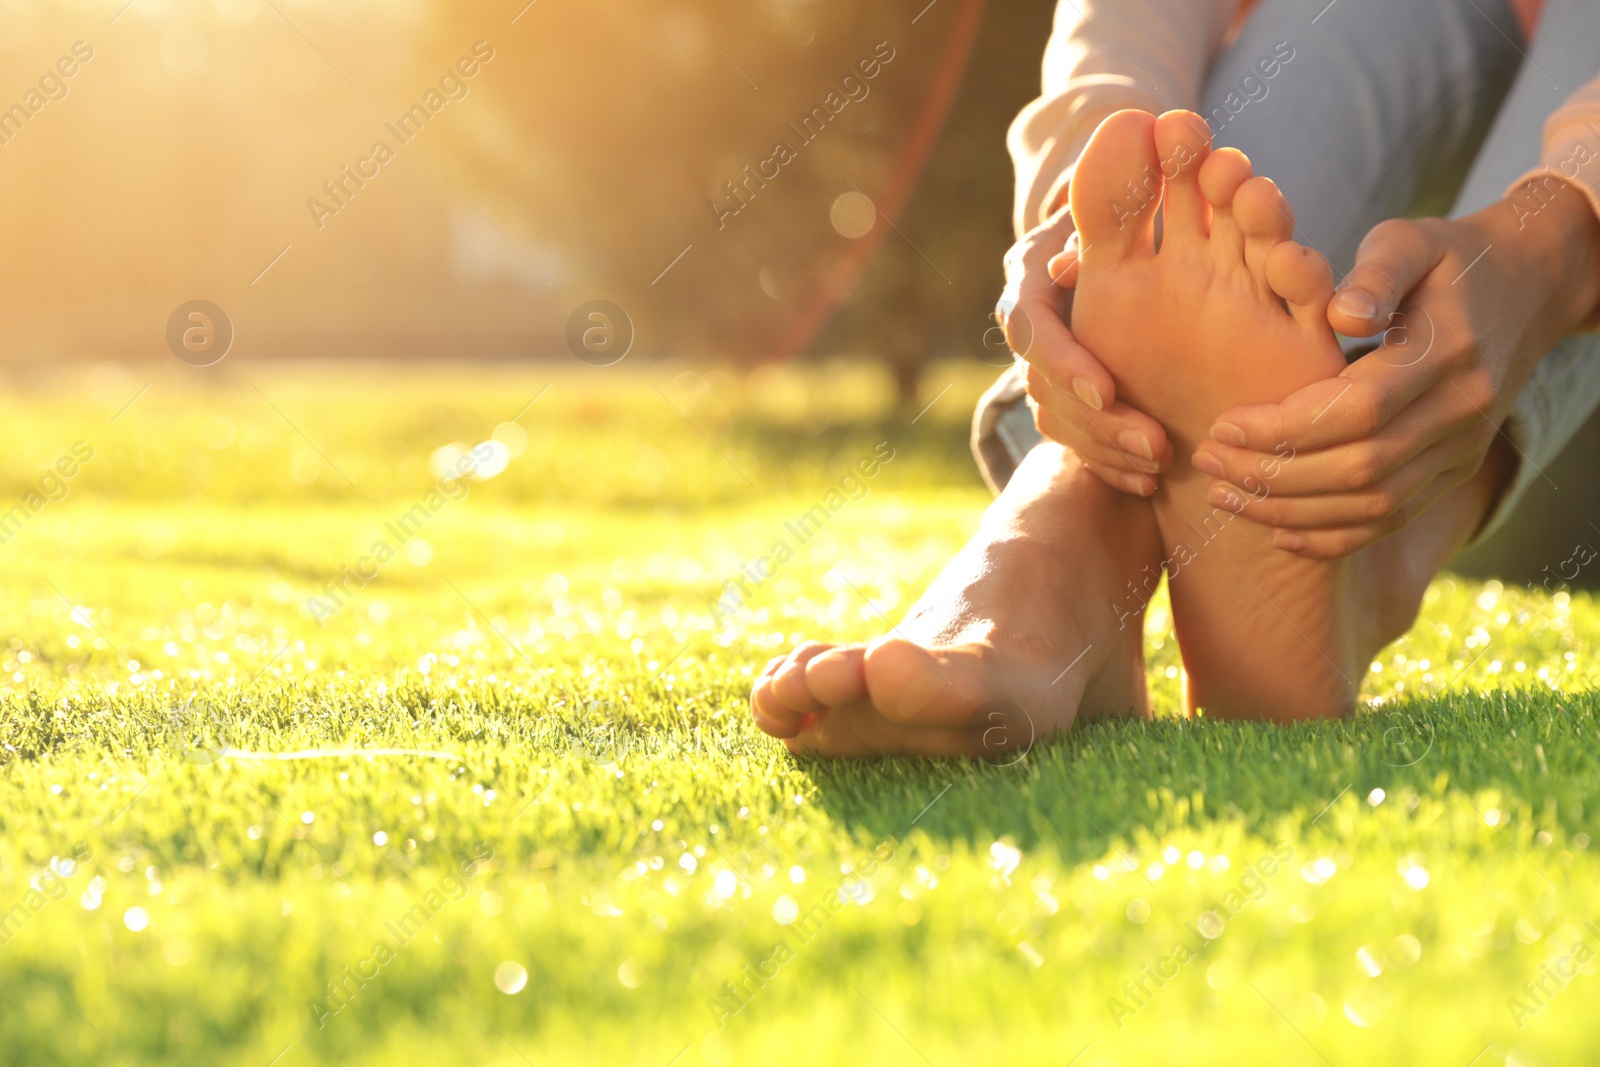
top-left (1328, 219), bottom-right (1443, 336)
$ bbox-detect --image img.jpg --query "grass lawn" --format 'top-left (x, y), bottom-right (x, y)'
top-left (1, 359), bottom-right (1596, 1066)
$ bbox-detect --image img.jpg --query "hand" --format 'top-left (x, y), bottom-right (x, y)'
top-left (1192, 180), bottom-right (1600, 558)
top-left (999, 203), bottom-right (1172, 495)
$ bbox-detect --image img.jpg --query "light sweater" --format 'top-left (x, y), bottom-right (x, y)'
top-left (1008, 0), bottom-right (1600, 236)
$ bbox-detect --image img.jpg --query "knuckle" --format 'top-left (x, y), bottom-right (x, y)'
top-left (1362, 489), bottom-right (1400, 521)
top-left (1456, 369), bottom-right (1496, 413)
top-left (1346, 445), bottom-right (1388, 488)
top-left (1460, 448), bottom-right (1490, 480)
top-left (1346, 384), bottom-right (1388, 436)
top-left (1365, 217), bottom-right (1425, 254)
top-left (1331, 527), bottom-right (1371, 556)
top-left (1025, 362), bottom-right (1048, 396)
top-left (1032, 406), bottom-right (1064, 440)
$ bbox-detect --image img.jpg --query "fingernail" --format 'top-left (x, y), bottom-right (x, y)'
top-left (1332, 289), bottom-right (1378, 322)
top-left (1117, 429), bottom-right (1154, 461)
top-left (1211, 423), bottom-right (1246, 447)
top-left (1191, 452), bottom-right (1224, 478)
top-left (1122, 473), bottom-right (1154, 495)
top-left (1272, 531), bottom-right (1307, 552)
top-left (1207, 485), bottom-right (1242, 511)
top-left (1072, 377), bottom-right (1104, 411)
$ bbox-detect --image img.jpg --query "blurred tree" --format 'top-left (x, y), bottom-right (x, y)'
top-left (434, 0), bottom-right (1057, 396)
top-left (0, 0), bottom-right (1060, 376)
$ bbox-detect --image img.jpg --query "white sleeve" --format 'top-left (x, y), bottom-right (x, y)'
top-left (1009, 0), bottom-right (1243, 235)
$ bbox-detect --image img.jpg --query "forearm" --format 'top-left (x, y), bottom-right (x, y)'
top-left (1009, 0), bottom-right (1241, 235)
top-left (1492, 177), bottom-right (1600, 348)
top-left (1502, 69), bottom-right (1600, 328)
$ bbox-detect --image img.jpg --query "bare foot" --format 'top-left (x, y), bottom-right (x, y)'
top-left (749, 442), bottom-right (1161, 757)
top-left (1069, 110), bottom-right (1506, 718)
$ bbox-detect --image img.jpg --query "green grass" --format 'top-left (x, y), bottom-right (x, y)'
top-left (1, 360), bottom-right (1597, 1066)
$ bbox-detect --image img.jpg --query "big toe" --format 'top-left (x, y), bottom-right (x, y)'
top-left (1068, 109), bottom-right (1161, 263)
top-left (863, 639), bottom-right (1003, 727)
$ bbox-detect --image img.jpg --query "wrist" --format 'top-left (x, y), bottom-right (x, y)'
top-left (1543, 180), bottom-right (1600, 328)
top-left (1489, 178), bottom-right (1600, 332)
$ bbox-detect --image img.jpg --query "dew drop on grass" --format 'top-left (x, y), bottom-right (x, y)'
top-left (494, 961), bottom-right (528, 995)
top-left (1388, 934), bottom-right (1422, 969)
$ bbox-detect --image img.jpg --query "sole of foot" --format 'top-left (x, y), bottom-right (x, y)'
top-left (1069, 109), bottom-right (1392, 720)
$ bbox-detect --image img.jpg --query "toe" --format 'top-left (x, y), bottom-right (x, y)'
top-left (861, 638), bottom-right (1021, 729)
top-left (1266, 241), bottom-right (1337, 339)
top-left (782, 704), bottom-right (984, 759)
top-left (805, 645), bottom-right (870, 707)
top-left (767, 643), bottom-right (833, 715)
top-left (755, 654), bottom-right (787, 685)
top-left (1152, 110), bottom-right (1212, 243)
top-left (1233, 176), bottom-right (1296, 290)
top-left (1196, 147), bottom-right (1253, 262)
top-left (1067, 109), bottom-right (1161, 265)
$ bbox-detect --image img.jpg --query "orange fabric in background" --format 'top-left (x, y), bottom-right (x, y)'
top-left (1512, 0), bottom-right (1546, 42)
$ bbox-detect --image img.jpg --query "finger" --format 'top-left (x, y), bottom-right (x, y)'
top-left (1192, 396), bottom-right (1467, 496)
top-left (1085, 458), bottom-right (1158, 496)
top-left (1210, 341), bottom-right (1452, 453)
top-left (1035, 406), bottom-right (1166, 480)
top-left (1048, 250), bottom-right (1080, 288)
top-left (1001, 204), bottom-right (1077, 305)
top-left (1327, 218), bottom-right (1445, 336)
top-left (1010, 295), bottom-right (1116, 413)
top-left (1205, 438), bottom-right (1469, 529)
top-left (1028, 365), bottom-right (1169, 471)
top-left (1048, 232), bottom-right (1081, 288)
top-left (1270, 467), bottom-right (1470, 558)
top-left (1035, 406), bottom-right (1164, 493)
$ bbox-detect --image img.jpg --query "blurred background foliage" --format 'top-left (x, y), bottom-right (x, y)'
top-left (0, 0), bottom-right (1056, 398)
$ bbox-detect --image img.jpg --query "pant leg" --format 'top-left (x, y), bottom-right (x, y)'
top-left (973, 0), bottom-right (1522, 491)
top-left (1202, 0), bottom-right (1522, 277)
top-left (1439, 0), bottom-right (1600, 580)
